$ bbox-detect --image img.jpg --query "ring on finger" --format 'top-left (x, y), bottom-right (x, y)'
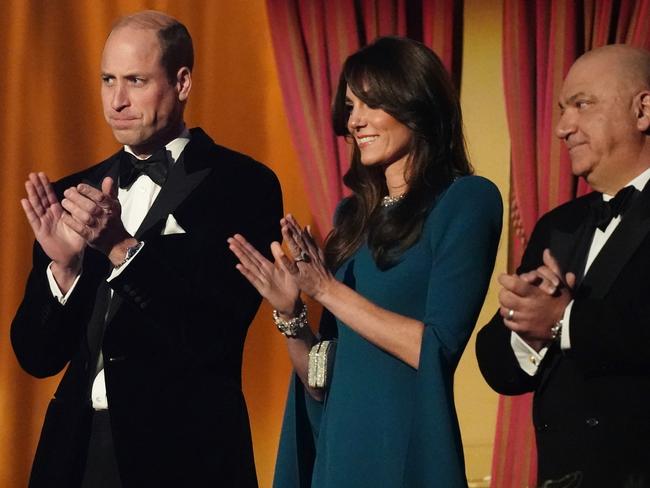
top-left (294, 251), bottom-right (310, 263)
top-left (507, 309), bottom-right (515, 320)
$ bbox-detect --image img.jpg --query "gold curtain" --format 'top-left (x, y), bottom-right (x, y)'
top-left (0, 1), bottom-right (310, 486)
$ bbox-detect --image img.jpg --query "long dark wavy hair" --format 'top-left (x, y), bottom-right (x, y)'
top-left (324, 36), bottom-right (473, 271)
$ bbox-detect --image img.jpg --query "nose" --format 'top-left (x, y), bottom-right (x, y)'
top-left (111, 82), bottom-right (129, 111)
top-left (555, 109), bottom-right (576, 140)
top-left (348, 105), bottom-right (367, 132)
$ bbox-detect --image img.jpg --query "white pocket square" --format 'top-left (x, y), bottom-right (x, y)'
top-left (162, 214), bottom-right (186, 235)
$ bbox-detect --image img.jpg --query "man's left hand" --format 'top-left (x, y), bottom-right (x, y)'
top-left (498, 252), bottom-right (573, 351)
top-left (61, 177), bottom-right (131, 256)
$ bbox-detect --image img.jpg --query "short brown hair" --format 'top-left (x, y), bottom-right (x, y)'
top-left (112, 10), bottom-right (194, 83)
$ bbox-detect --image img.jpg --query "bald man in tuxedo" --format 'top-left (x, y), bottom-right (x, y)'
top-left (477, 45), bottom-right (650, 487)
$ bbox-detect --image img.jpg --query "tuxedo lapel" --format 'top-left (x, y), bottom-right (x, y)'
top-left (537, 194), bottom-right (597, 394)
top-left (81, 154), bottom-right (121, 190)
top-left (83, 156), bottom-right (120, 354)
top-left (547, 194), bottom-right (599, 283)
top-left (549, 221), bottom-right (594, 284)
top-left (133, 131), bottom-right (212, 240)
top-left (104, 129), bottom-right (214, 326)
top-left (579, 186), bottom-right (650, 300)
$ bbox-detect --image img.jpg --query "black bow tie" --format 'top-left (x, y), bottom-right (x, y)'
top-left (119, 148), bottom-right (170, 188)
top-left (593, 185), bottom-right (639, 231)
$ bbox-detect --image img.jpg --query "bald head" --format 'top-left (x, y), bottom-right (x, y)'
top-left (110, 10), bottom-right (193, 82)
top-left (556, 44), bottom-right (650, 194)
top-left (572, 44), bottom-right (650, 94)
top-left (113, 10), bottom-right (178, 31)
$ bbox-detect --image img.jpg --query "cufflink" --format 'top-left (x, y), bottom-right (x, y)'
top-left (550, 320), bottom-right (563, 341)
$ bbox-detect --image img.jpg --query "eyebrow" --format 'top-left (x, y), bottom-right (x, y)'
top-left (558, 91), bottom-right (590, 108)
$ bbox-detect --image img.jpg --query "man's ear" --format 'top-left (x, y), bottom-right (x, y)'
top-left (636, 91), bottom-right (650, 132)
top-left (176, 67), bottom-right (192, 102)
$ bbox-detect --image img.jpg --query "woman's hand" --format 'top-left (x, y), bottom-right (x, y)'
top-left (281, 214), bottom-right (336, 300)
top-left (227, 234), bottom-right (301, 317)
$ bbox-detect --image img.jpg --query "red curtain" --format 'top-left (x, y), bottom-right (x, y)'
top-left (496, 1), bottom-right (650, 486)
top-left (265, 0), bottom-right (461, 236)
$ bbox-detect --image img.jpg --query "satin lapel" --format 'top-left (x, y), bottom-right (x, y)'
top-left (547, 196), bottom-right (598, 283)
top-left (538, 195), bottom-right (597, 394)
top-left (105, 131), bottom-right (213, 325)
top-left (84, 154), bottom-right (121, 360)
top-left (82, 154), bottom-right (121, 190)
top-left (133, 156), bottom-right (210, 239)
top-left (579, 186), bottom-right (650, 300)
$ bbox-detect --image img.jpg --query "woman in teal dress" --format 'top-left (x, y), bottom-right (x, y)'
top-left (229, 37), bottom-right (502, 487)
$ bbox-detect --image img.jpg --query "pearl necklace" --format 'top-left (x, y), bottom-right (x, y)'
top-left (380, 193), bottom-right (406, 207)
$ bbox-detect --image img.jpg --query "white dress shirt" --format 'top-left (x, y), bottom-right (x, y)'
top-left (512, 167), bottom-right (650, 375)
top-left (47, 128), bottom-right (190, 409)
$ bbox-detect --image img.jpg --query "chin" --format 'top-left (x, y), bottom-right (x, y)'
top-left (570, 160), bottom-right (593, 179)
top-left (111, 129), bottom-right (146, 147)
top-left (359, 155), bottom-right (382, 166)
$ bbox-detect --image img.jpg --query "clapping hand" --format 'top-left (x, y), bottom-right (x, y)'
top-left (21, 172), bottom-right (86, 282)
top-left (281, 214), bottom-right (335, 301)
top-left (519, 249), bottom-right (577, 296)
top-left (60, 177), bottom-right (130, 257)
top-left (498, 249), bottom-right (574, 350)
top-left (227, 234), bottom-right (301, 318)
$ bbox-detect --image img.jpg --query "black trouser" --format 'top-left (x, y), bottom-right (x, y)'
top-left (81, 410), bottom-right (122, 488)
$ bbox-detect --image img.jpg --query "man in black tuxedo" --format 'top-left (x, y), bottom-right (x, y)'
top-left (476, 45), bottom-right (650, 487)
top-left (11, 11), bottom-right (281, 488)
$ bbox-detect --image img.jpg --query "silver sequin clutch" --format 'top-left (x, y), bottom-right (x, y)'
top-left (308, 340), bottom-right (337, 389)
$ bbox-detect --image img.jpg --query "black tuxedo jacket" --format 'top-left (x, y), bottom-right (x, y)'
top-left (11, 128), bottom-right (283, 488)
top-left (476, 184), bottom-right (650, 487)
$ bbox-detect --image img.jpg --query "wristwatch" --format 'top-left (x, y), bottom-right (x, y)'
top-left (115, 241), bottom-right (144, 269)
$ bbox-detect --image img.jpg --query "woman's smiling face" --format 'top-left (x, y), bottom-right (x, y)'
top-left (345, 85), bottom-right (413, 169)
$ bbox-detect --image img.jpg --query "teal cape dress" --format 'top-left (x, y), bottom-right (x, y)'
top-left (273, 176), bottom-right (502, 487)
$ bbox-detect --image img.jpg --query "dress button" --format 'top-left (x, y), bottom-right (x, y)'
top-left (530, 355), bottom-right (538, 366)
top-left (585, 417), bottom-right (599, 427)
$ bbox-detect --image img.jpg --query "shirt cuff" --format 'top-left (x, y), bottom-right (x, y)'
top-left (46, 262), bottom-right (81, 305)
top-left (107, 241), bottom-right (145, 281)
top-left (559, 299), bottom-right (574, 350)
top-left (510, 331), bottom-right (548, 376)
top-left (91, 368), bottom-right (109, 410)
